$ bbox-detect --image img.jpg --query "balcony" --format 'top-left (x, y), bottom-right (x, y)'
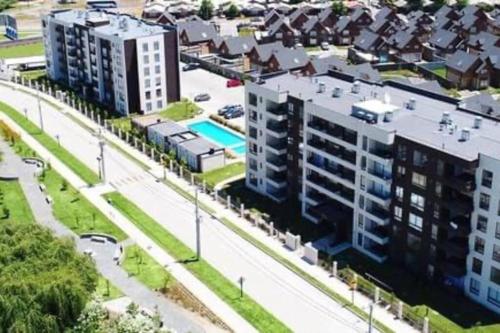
top-left (266, 155), bottom-right (287, 172)
top-left (365, 225), bottom-right (389, 244)
top-left (366, 206), bottom-right (390, 223)
top-left (307, 173), bottom-right (354, 203)
top-left (308, 121), bottom-right (357, 146)
top-left (441, 258), bottom-right (466, 278)
top-left (266, 187), bottom-right (286, 202)
top-left (367, 167), bottom-right (391, 182)
top-left (367, 187), bottom-right (391, 204)
top-left (451, 172), bottom-right (476, 193)
top-left (369, 146), bottom-right (393, 160)
top-left (267, 171), bottom-right (286, 188)
top-left (307, 156), bottom-right (355, 184)
top-left (266, 105), bottom-right (287, 121)
top-left (305, 190), bottom-right (329, 205)
top-left (308, 139), bottom-right (356, 165)
top-left (267, 140), bottom-right (287, 155)
top-left (364, 244), bottom-right (388, 262)
top-left (266, 121), bottom-right (287, 138)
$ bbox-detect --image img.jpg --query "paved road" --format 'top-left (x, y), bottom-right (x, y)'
top-left (0, 138), bottom-right (222, 333)
top-left (0, 83), bottom-right (376, 333)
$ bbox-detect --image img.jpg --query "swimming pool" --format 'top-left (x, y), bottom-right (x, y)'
top-left (188, 120), bottom-right (246, 156)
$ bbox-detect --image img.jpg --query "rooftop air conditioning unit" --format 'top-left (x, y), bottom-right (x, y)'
top-left (352, 81), bottom-right (360, 94)
top-left (332, 86), bottom-right (342, 97)
top-left (473, 116), bottom-right (482, 129)
top-left (318, 82), bottom-right (325, 93)
top-left (460, 128), bottom-right (471, 142)
top-left (407, 97), bottom-right (416, 110)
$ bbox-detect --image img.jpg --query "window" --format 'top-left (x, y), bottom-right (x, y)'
top-left (145, 79), bottom-right (151, 88)
top-left (482, 170), bottom-right (493, 188)
top-left (436, 159), bottom-right (444, 176)
top-left (435, 182), bottom-right (442, 198)
top-left (397, 165), bottom-right (406, 178)
top-left (496, 222), bottom-right (500, 240)
top-left (407, 233), bottom-right (421, 251)
top-left (488, 288), bottom-right (500, 307)
top-left (144, 67), bottom-right (150, 76)
top-left (156, 89), bottom-right (161, 97)
top-left (431, 224), bottom-right (438, 240)
top-left (477, 215), bottom-right (488, 233)
top-left (154, 41), bottom-right (159, 50)
top-left (395, 186), bottom-right (404, 201)
top-left (480, 193), bottom-right (490, 211)
top-left (394, 206), bottom-right (402, 221)
top-left (249, 93), bottom-right (257, 106)
top-left (475, 236), bottom-right (485, 254)
top-left (413, 150), bottom-right (428, 167)
top-left (145, 91), bottom-right (151, 100)
top-left (357, 233), bottom-right (363, 246)
top-left (470, 278), bottom-right (480, 295)
top-left (412, 172), bottom-right (427, 188)
top-left (143, 55), bottom-right (149, 64)
top-left (472, 257), bottom-right (483, 274)
top-left (411, 193), bottom-right (425, 211)
top-left (494, 245), bottom-right (500, 263)
top-left (142, 43), bottom-right (148, 52)
top-left (249, 126), bottom-right (257, 139)
top-left (146, 102), bottom-right (152, 112)
top-left (154, 53), bottom-right (160, 62)
top-left (156, 100), bottom-right (162, 109)
top-left (358, 214), bottom-right (364, 228)
top-left (397, 145), bottom-right (407, 161)
top-left (155, 65), bottom-right (161, 74)
top-left (491, 267), bottom-right (500, 286)
top-left (155, 77), bottom-right (161, 86)
top-left (409, 213), bottom-right (423, 231)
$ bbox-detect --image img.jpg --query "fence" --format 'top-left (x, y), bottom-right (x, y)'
top-left (11, 77), bottom-right (458, 333)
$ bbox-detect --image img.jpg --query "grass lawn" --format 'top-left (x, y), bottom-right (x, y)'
top-left (197, 162), bottom-right (245, 189)
top-left (40, 168), bottom-right (126, 240)
top-left (238, 27), bottom-right (255, 37)
top-left (305, 46), bottom-right (321, 52)
top-left (335, 249), bottom-right (500, 333)
top-left (122, 244), bottom-right (173, 290)
top-left (103, 191), bottom-right (291, 333)
top-left (432, 67), bottom-right (447, 79)
top-left (95, 276), bottom-right (123, 301)
top-left (0, 101), bottom-right (100, 185)
top-left (158, 99), bottom-right (201, 122)
top-left (0, 179), bottom-right (34, 224)
top-left (109, 116), bottom-right (132, 133)
top-left (0, 41), bottom-right (44, 59)
top-left (19, 69), bottom-right (46, 81)
top-left (380, 69), bottom-right (420, 79)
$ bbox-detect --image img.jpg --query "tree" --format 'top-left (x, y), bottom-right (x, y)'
top-left (198, 0), bottom-right (214, 20)
top-left (225, 3), bottom-right (240, 19)
top-left (406, 0), bottom-right (424, 10)
top-left (431, 0), bottom-right (448, 11)
top-left (331, 0), bottom-right (347, 16)
top-left (456, 0), bottom-right (468, 9)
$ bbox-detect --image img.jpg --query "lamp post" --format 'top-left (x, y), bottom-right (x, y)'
top-left (238, 276), bottom-right (245, 298)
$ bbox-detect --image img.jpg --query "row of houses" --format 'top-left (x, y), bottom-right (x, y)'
top-left (132, 116), bottom-right (225, 172)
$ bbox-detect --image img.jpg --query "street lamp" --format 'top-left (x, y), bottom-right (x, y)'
top-left (55, 134), bottom-right (60, 147)
top-left (97, 156), bottom-right (102, 180)
top-left (37, 90), bottom-right (44, 132)
top-left (238, 276), bottom-right (245, 298)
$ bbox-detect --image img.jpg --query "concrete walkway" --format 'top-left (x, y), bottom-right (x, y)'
top-left (0, 139), bottom-right (225, 333)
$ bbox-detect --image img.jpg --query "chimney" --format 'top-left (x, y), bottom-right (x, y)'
top-left (407, 97), bottom-right (416, 110)
top-left (332, 86), bottom-right (342, 97)
top-left (473, 116), bottom-right (482, 129)
top-left (317, 82), bottom-right (325, 93)
top-left (460, 128), bottom-right (471, 142)
top-left (352, 81), bottom-right (360, 94)
top-left (441, 111), bottom-right (451, 124)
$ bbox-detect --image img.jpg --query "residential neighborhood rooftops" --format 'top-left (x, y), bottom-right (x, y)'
top-left (220, 36), bottom-right (257, 55)
top-left (354, 29), bottom-right (383, 51)
top-left (255, 72), bottom-right (500, 160)
top-left (177, 136), bottom-right (223, 155)
top-left (445, 50), bottom-right (480, 73)
top-left (429, 29), bottom-right (460, 49)
top-left (460, 93), bottom-right (500, 119)
top-left (177, 20), bottom-right (218, 43)
top-left (270, 47), bottom-right (309, 71)
top-left (251, 41), bottom-right (285, 62)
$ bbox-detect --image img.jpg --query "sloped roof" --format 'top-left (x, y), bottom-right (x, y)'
top-left (268, 18), bottom-right (293, 35)
top-left (264, 9), bottom-right (283, 24)
top-left (252, 41), bottom-right (285, 62)
top-left (429, 29), bottom-right (460, 49)
top-left (446, 50), bottom-right (481, 73)
top-left (461, 93), bottom-right (500, 119)
top-left (177, 20), bottom-right (218, 43)
top-left (289, 7), bottom-right (309, 23)
top-left (375, 6), bottom-right (394, 21)
top-left (221, 36), bottom-right (257, 55)
top-left (271, 47), bottom-right (309, 70)
top-left (302, 16), bottom-right (324, 33)
top-left (387, 30), bottom-right (417, 49)
top-left (318, 7), bottom-right (333, 22)
top-left (354, 29), bottom-right (382, 51)
top-left (467, 31), bottom-right (499, 50)
top-left (335, 16), bottom-right (351, 32)
top-left (308, 55), bottom-right (346, 75)
top-left (351, 6), bottom-right (371, 22)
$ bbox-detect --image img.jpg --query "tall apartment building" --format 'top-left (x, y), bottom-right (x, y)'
top-left (245, 72), bottom-right (500, 313)
top-left (42, 9), bottom-right (180, 116)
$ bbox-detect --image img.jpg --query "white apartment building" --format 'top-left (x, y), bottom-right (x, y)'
top-left (42, 9), bottom-right (180, 116)
top-left (245, 71), bottom-right (500, 313)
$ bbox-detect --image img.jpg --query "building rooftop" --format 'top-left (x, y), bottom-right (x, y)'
top-left (49, 9), bottom-right (170, 40)
top-left (178, 136), bottom-right (223, 155)
top-left (256, 73), bottom-right (500, 161)
top-left (148, 120), bottom-right (189, 137)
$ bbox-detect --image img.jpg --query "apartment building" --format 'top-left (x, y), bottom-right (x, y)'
top-left (42, 9), bottom-right (180, 116)
top-left (245, 72), bottom-right (500, 313)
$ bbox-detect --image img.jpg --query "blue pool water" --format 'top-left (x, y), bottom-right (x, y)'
top-left (188, 120), bottom-right (246, 156)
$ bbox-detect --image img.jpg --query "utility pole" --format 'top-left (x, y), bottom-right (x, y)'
top-left (37, 90), bottom-right (44, 132)
top-left (97, 129), bottom-right (106, 183)
top-left (195, 188), bottom-right (201, 260)
top-left (238, 276), bottom-right (245, 298)
top-left (368, 303), bottom-right (374, 333)
top-left (97, 157), bottom-right (102, 180)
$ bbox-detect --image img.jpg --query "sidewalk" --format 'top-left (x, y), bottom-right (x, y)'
top-left (13, 82), bottom-right (417, 333)
top-left (0, 109), bottom-right (257, 333)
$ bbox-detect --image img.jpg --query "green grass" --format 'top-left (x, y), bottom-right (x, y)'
top-left (380, 69), bottom-right (420, 79)
top-left (122, 244), bottom-right (173, 290)
top-left (432, 67), bottom-right (447, 79)
top-left (109, 117), bottom-right (132, 133)
top-left (0, 31), bottom-right (37, 41)
top-left (238, 27), bottom-right (255, 37)
top-left (103, 191), bottom-right (291, 333)
top-left (95, 276), bottom-right (123, 301)
top-left (0, 179), bottom-right (34, 224)
top-left (335, 249), bottom-right (500, 333)
top-left (0, 101), bottom-right (100, 185)
top-left (158, 99), bottom-right (201, 121)
top-left (0, 41), bottom-right (44, 59)
top-left (40, 167), bottom-right (126, 240)
top-left (197, 162), bottom-right (245, 188)
top-left (19, 69), bottom-right (46, 81)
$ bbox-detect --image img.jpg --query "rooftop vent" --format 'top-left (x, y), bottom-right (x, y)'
top-left (352, 81), bottom-right (360, 94)
top-left (317, 82), bottom-right (326, 93)
top-left (77, 11), bottom-right (83, 19)
top-left (441, 111), bottom-right (451, 125)
top-left (407, 97), bottom-right (416, 110)
top-left (473, 116), bottom-right (482, 129)
top-left (460, 128), bottom-right (471, 142)
top-left (332, 86), bottom-right (342, 98)
top-left (384, 112), bottom-right (394, 123)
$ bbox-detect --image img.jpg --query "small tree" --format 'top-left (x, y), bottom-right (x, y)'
top-left (2, 206), bottom-right (10, 219)
top-left (198, 0), bottom-right (214, 20)
top-left (406, 0), bottom-right (424, 10)
top-left (456, 0), bottom-right (468, 9)
top-left (226, 3), bottom-right (240, 18)
top-left (331, 0), bottom-right (347, 15)
top-left (61, 179), bottom-right (68, 191)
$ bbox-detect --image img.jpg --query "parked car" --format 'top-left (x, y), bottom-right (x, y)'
top-left (194, 93), bottom-right (211, 102)
top-left (226, 79), bottom-right (242, 88)
top-left (295, 43), bottom-right (303, 48)
top-left (224, 107), bottom-right (244, 119)
top-left (182, 62), bottom-right (200, 71)
top-left (218, 104), bottom-right (239, 115)
top-left (321, 42), bottom-right (330, 50)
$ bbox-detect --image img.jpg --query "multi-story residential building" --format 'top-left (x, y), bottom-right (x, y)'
top-left (245, 71), bottom-right (500, 313)
top-left (42, 9), bottom-right (180, 116)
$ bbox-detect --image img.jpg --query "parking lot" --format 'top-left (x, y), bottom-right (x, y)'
top-left (179, 62), bottom-right (246, 130)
